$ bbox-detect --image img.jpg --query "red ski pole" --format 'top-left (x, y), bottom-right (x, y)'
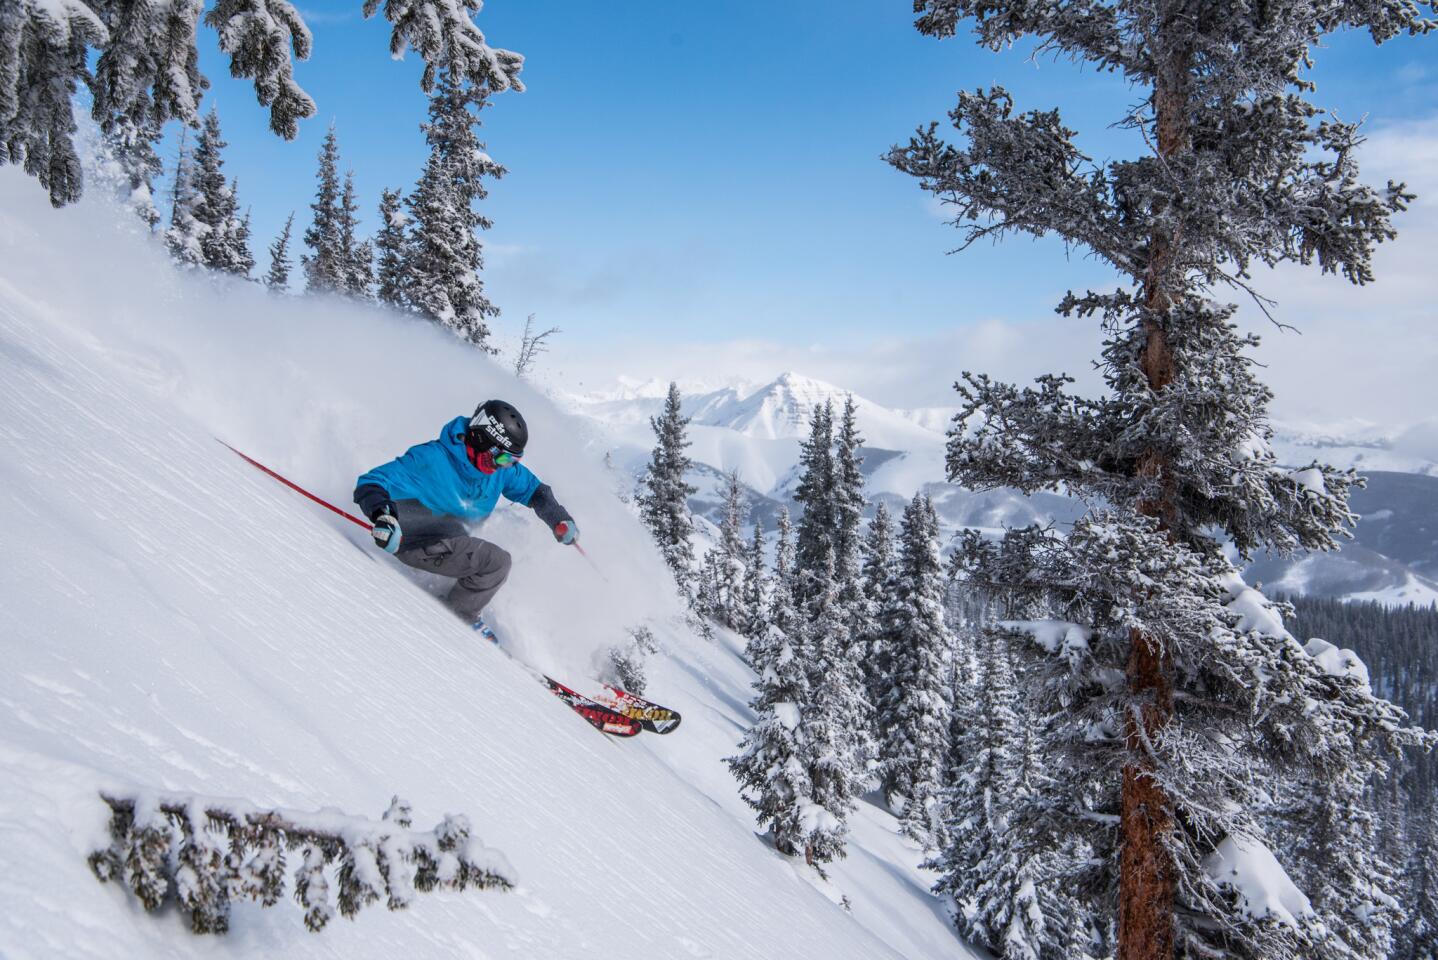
top-left (218, 440), bottom-right (374, 531)
top-left (569, 540), bottom-right (609, 582)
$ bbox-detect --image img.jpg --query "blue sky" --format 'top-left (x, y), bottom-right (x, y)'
top-left (185, 1), bottom-right (1437, 410)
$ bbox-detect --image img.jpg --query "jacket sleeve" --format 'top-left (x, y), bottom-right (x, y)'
top-left (526, 483), bottom-right (574, 529)
top-left (501, 463), bottom-right (542, 506)
top-left (500, 466), bottom-right (570, 528)
top-left (353, 482), bottom-right (392, 520)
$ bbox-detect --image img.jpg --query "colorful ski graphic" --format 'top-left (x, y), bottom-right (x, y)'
top-left (543, 677), bottom-right (644, 737)
top-left (595, 685), bottom-right (682, 735)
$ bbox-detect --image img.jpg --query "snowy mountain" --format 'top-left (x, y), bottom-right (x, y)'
top-left (1247, 471), bottom-right (1438, 607)
top-left (0, 170), bottom-right (972, 959)
top-left (681, 371), bottom-right (946, 449)
top-left (568, 375), bottom-right (1438, 606)
top-left (567, 372), bottom-right (949, 503)
top-left (1268, 422), bottom-right (1438, 479)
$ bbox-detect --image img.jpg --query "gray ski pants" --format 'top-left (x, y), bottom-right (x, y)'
top-left (390, 499), bottom-right (511, 622)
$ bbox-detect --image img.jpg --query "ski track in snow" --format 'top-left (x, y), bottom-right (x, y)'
top-left (0, 170), bottom-right (979, 960)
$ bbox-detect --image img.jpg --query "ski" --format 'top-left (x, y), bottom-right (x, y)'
top-left (594, 685), bottom-right (682, 735)
top-left (473, 621), bottom-right (640, 738)
top-left (543, 677), bottom-right (644, 738)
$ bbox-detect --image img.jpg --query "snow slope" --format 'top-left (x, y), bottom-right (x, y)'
top-left (0, 171), bottom-right (971, 959)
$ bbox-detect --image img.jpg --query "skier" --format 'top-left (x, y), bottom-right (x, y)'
top-left (353, 400), bottom-right (577, 633)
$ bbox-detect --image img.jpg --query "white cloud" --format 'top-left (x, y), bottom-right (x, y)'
top-left (1234, 114), bottom-right (1438, 429)
top-left (543, 318), bottom-right (1105, 410)
top-left (545, 115), bottom-right (1438, 434)
top-left (297, 8), bottom-right (357, 24)
top-left (1396, 61), bottom-right (1431, 86)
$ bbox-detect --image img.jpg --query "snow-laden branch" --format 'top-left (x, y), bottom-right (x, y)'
top-left (88, 791), bottom-right (514, 935)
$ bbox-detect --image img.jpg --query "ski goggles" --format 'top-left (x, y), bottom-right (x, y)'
top-left (468, 441), bottom-right (522, 469)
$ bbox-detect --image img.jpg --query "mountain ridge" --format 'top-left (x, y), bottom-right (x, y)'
top-left (569, 374), bottom-right (1438, 606)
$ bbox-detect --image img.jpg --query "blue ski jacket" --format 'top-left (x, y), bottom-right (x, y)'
top-left (353, 415), bottom-right (564, 525)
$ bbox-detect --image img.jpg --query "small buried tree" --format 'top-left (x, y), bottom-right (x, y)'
top-left (890, 0), bottom-right (1438, 957)
top-left (89, 790), bottom-right (514, 935)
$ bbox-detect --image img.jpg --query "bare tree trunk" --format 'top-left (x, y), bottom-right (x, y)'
top-left (1117, 15), bottom-right (1190, 960)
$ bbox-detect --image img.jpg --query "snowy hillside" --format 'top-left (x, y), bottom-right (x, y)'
top-left (0, 171), bottom-right (972, 959)
top-left (1247, 471), bottom-right (1438, 607)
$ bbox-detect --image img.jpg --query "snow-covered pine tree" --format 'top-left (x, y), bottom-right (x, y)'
top-left (942, 616), bottom-right (978, 782)
top-left (338, 170), bottom-right (372, 299)
top-left (740, 520), bottom-right (768, 646)
top-left (1371, 770), bottom-right (1413, 904)
top-left (302, 124), bottom-right (343, 294)
top-left (858, 499), bottom-right (895, 727)
top-left (265, 211), bottom-right (294, 291)
top-left (5, 0), bottom-right (520, 207)
top-left (404, 61), bottom-right (505, 348)
top-left (876, 494), bottom-right (952, 845)
top-left (929, 624), bottom-right (1072, 959)
top-left (191, 108), bottom-right (251, 276)
top-left (374, 187), bottom-right (408, 307)
top-left (1, 0), bottom-right (107, 207)
top-left (1401, 809), bottom-right (1438, 960)
top-left (792, 556), bottom-right (870, 866)
top-left (97, 109), bottom-right (166, 229)
top-left (230, 205), bottom-right (255, 277)
top-left (164, 133), bottom-right (204, 267)
top-left (204, 0), bottom-right (315, 138)
top-left (727, 606), bottom-right (814, 859)
top-left (765, 507), bottom-right (799, 647)
top-left (88, 0), bottom-right (208, 227)
top-left (792, 401), bottom-right (835, 604)
top-left (730, 529), bottom-right (853, 865)
top-left (637, 382), bottom-right (698, 591)
top-left (1289, 771), bottom-right (1400, 960)
top-left (710, 469), bottom-right (750, 632)
top-left (833, 396), bottom-right (882, 778)
top-left (957, 518), bottom-right (1433, 960)
top-left (858, 500), bottom-right (893, 598)
top-left (693, 549), bottom-right (724, 627)
top-left (788, 399), bottom-right (875, 828)
top-left (890, 0), bottom-right (1437, 956)
top-left (832, 395), bottom-right (866, 608)
top-left (189, 107), bottom-right (227, 260)
top-left (603, 626), bottom-right (659, 696)
top-left (89, 790), bottom-right (514, 935)
top-left (364, 0), bottom-right (524, 95)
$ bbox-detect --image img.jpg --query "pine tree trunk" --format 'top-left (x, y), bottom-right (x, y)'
top-left (1119, 626), bottom-right (1176, 960)
top-left (1117, 21), bottom-right (1190, 960)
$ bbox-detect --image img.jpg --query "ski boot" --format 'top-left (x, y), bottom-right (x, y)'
top-left (472, 617), bottom-right (498, 644)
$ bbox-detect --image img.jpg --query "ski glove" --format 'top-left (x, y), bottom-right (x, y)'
top-left (370, 501), bottom-right (402, 554)
top-left (553, 520), bottom-right (578, 545)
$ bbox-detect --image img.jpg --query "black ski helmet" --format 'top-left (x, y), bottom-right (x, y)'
top-left (468, 399), bottom-right (528, 456)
